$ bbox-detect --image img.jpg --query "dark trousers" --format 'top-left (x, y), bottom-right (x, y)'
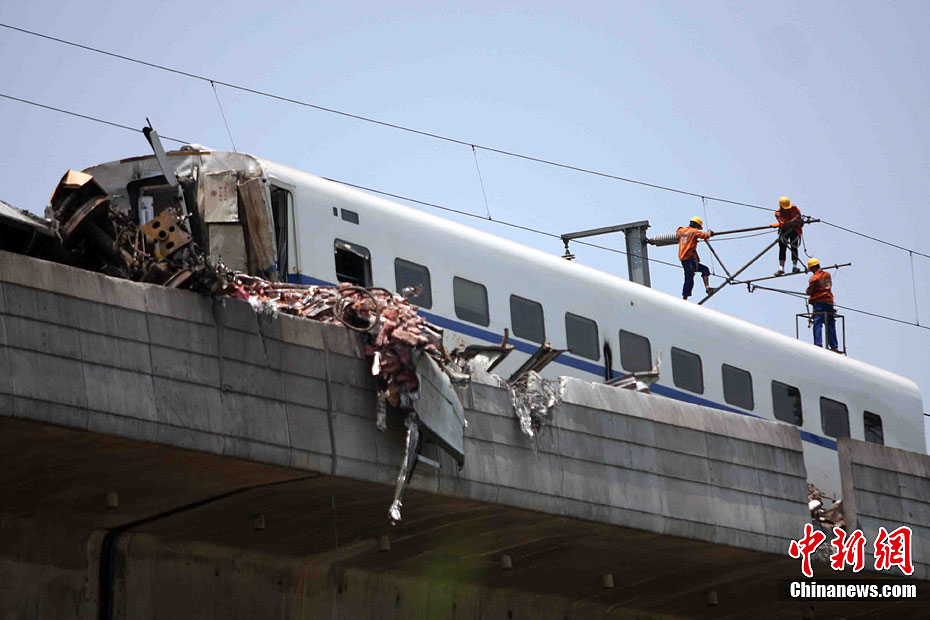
top-left (812, 301), bottom-right (838, 350)
top-left (681, 259), bottom-right (710, 298)
top-left (778, 229), bottom-right (800, 263)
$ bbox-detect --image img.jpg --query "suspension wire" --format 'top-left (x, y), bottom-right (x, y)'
top-left (3, 22), bottom-right (929, 260)
top-left (0, 92), bottom-right (188, 143)
top-left (210, 80), bottom-right (237, 152)
top-left (471, 145), bottom-right (492, 220)
top-left (910, 251), bottom-right (920, 326)
top-left (3, 87), bottom-right (929, 335)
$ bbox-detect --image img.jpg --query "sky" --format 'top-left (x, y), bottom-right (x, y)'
top-left (1, 1), bottom-right (928, 446)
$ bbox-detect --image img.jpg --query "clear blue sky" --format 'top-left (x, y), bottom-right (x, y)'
top-left (2, 1), bottom-right (928, 446)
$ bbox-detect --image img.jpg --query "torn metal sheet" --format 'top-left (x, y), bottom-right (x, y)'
top-left (209, 224), bottom-right (249, 272)
top-left (0, 200), bottom-right (54, 238)
top-left (199, 170), bottom-right (239, 223)
top-left (509, 371), bottom-right (563, 437)
top-left (239, 177), bottom-right (277, 272)
top-left (413, 351), bottom-right (466, 466)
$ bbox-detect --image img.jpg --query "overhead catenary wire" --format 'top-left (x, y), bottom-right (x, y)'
top-left (4, 20), bottom-right (929, 261)
top-left (0, 92), bottom-right (188, 144)
top-left (748, 284), bottom-right (930, 331)
top-left (2, 85), bottom-right (928, 336)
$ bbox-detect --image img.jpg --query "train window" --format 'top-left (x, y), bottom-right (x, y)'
top-left (722, 364), bottom-right (754, 410)
top-left (341, 208), bottom-right (359, 224)
top-left (510, 295), bottom-right (545, 344)
top-left (334, 239), bottom-right (372, 287)
top-left (863, 411), bottom-right (884, 445)
top-left (820, 397), bottom-right (850, 438)
top-left (394, 258), bottom-right (432, 309)
top-left (619, 330), bottom-right (652, 372)
top-left (771, 381), bottom-right (803, 426)
top-left (453, 277), bottom-right (490, 326)
top-left (565, 313), bottom-right (599, 360)
top-left (671, 347), bottom-right (703, 394)
top-left (270, 186), bottom-right (291, 278)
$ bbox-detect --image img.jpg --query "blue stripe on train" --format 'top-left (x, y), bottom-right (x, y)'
top-left (288, 273), bottom-right (838, 451)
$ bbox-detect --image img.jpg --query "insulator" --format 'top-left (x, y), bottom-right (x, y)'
top-left (648, 233), bottom-right (679, 247)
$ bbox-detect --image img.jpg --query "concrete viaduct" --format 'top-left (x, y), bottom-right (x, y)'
top-left (0, 250), bottom-right (927, 619)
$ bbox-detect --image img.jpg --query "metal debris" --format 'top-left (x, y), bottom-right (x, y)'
top-left (605, 355), bottom-right (662, 392)
top-left (507, 342), bottom-right (567, 383)
top-left (42, 170), bottom-right (222, 293)
top-left (808, 483), bottom-right (845, 528)
top-left (508, 371), bottom-right (563, 437)
top-left (449, 329), bottom-right (514, 376)
top-left (388, 413), bottom-right (420, 524)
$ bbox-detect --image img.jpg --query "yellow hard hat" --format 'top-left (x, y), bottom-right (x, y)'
top-left (779, 196), bottom-right (791, 209)
top-left (807, 257), bottom-right (820, 268)
top-left (690, 216), bottom-right (703, 226)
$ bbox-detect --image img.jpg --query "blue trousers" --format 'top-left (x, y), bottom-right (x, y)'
top-left (812, 301), bottom-right (838, 350)
top-left (681, 259), bottom-right (710, 298)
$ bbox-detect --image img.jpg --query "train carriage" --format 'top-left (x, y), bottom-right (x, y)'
top-left (86, 148), bottom-right (926, 500)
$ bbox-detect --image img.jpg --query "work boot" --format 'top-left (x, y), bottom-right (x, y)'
top-left (774, 269), bottom-right (785, 276)
top-left (705, 287), bottom-right (716, 294)
top-left (792, 266), bottom-right (801, 274)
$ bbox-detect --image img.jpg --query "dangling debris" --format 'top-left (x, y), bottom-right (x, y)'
top-left (508, 371), bottom-right (562, 437)
top-left (13, 167), bottom-right (472, 525)
top-left (388, 413), bottom-right (420, 524)
top-left (807, 483), bottom-right (845, 528)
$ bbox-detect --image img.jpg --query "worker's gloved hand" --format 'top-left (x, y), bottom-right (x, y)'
top-left (708, 230), bottom-right (715, 236)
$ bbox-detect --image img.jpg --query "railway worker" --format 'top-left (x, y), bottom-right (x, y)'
top-left (771, 196), bottom-right (804, 276)
top-left (677, 216), bottom-right (715, 300)
top-left (806, 257), bottom-right (839, 352)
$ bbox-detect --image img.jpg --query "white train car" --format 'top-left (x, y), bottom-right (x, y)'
top-left (86, 149), bottom-right (926, 499)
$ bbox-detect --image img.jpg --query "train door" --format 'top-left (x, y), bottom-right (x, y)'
top-left (269, 185), bottom-right (293, 279)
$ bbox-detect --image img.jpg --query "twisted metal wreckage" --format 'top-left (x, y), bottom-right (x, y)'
top-left (1, 163), bottom-right (659, 523)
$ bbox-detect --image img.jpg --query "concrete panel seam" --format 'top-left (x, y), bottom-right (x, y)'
top-left (322, 325), bottom-right (338, 476)
top-left (0, 309), bottom-right (151, 346)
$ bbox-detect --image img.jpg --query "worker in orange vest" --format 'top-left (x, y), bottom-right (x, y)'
top-left (806, 257), bottom-right (839, 351)
top-left (771, 196), bottom-right (804, 276)
top-left (676, 216), bottom-right (715, 300)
